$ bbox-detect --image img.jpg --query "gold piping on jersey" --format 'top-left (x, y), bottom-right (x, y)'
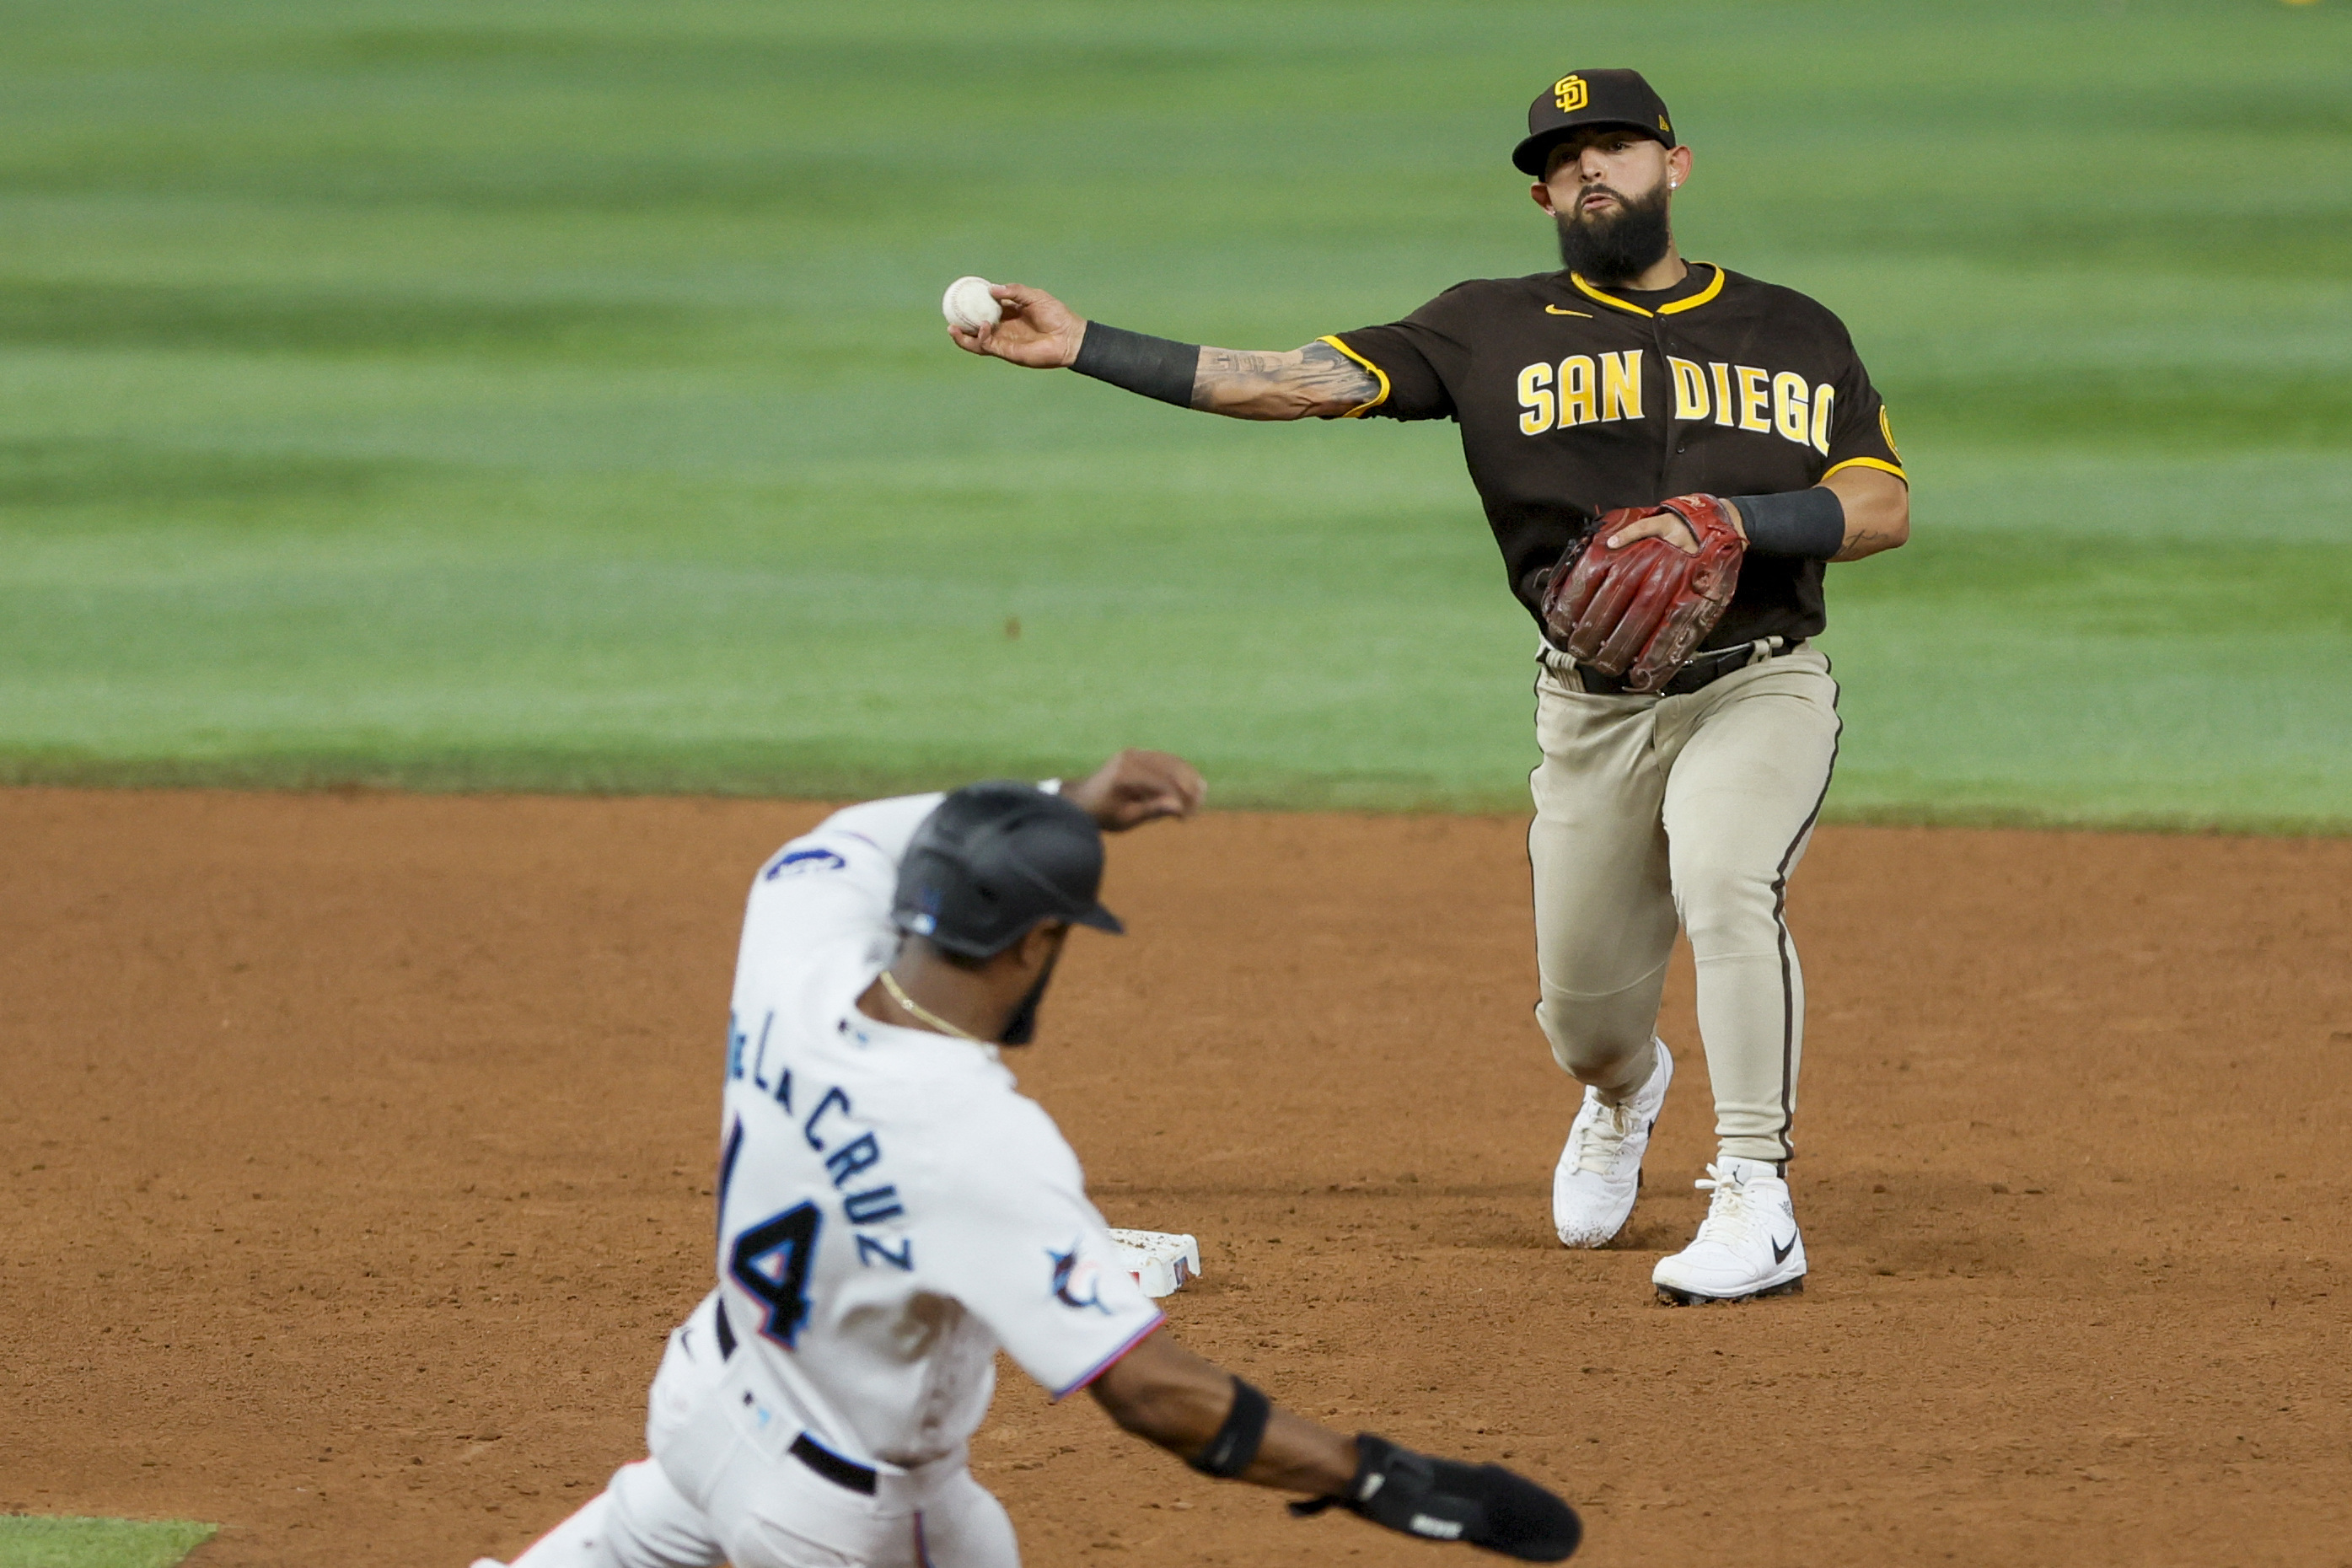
top-left (1657, 265), bottom-right (1726, 314)
top-left (1318, 334), bottom-right (1392, 418)
top-left (1822, 456), bottom-right (1908, 484)
top-left (1570, 273), bottom-right (1651, 315)
top-left (1569, 263), bottom-right (1724, 319)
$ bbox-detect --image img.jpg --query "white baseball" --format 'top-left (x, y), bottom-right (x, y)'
top-left (942, 276), bottom-right (1002, 332)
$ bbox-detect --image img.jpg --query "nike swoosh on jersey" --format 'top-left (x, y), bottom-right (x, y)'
top-left (1544, 305), bottom-right (1593, 317)
top-left (1770, 1233), bottom-right (1798, 1265)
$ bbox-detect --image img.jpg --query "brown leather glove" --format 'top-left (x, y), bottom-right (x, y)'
top-left (1539, 494), bottom-right (1747, 694)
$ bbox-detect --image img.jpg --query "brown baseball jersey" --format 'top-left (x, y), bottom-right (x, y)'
top-left (1327, 262), bottom-right (1905, 650)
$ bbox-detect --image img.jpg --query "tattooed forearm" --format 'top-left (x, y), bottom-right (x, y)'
top-left (1831, 525), bottom-right (1904, 562)
top-left (1821, 464), bottom-right (1910, 561)
top-left (1199, 349), bottom-right (1294, 378)
top-left (1292, 341), bottom-right (1383, 405)
top-left (1190, 340), bottom-right (1382, 421)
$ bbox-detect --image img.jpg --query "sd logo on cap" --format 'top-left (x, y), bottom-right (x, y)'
top-left (1515, 67), bottom-right (1676, 175)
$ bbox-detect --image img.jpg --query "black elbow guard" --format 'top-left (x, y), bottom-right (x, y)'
top-left (1071, 322), bottom-right (1200, 407)
top-left (1188, 1377), bottom-right (1271, 1477)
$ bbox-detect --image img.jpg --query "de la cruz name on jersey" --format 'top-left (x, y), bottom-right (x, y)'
top-left (724, 1007), bottom-right (915, 1289)
top-left (1332, 264), bottom-right (1906, 650)
top-left (693, 794), bottom-right (1163, 1474)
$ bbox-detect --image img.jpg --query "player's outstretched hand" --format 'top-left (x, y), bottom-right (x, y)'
top-left (948, 283), bottom-right (1087, 368)
top-left (1066, 749), bottom-right (1205, 833)
top-left (1293, 1435), bottom-right (1581, 1562)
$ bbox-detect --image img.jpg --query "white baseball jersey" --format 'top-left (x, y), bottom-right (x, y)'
top-left (703, 792), bottom-right (1163, 1472)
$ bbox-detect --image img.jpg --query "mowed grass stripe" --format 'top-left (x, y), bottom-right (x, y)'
top-left (0, 0), bottom-right (2344, 826)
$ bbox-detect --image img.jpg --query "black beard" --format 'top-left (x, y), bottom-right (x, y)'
top-left (996, 951), bottom-right (1059, 1046)
top-left (1555, 182), bottom-right (1673, 284)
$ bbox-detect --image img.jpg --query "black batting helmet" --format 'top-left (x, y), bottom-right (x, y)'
top-left (892, 782), bottom-right (1124, 959)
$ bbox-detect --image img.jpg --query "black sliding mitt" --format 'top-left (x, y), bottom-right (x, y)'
top-left (1291, 1434), bottom-right (1581, 1561)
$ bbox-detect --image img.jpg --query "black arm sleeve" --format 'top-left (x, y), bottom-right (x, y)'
top-left (1071, 323), bottom-right (1200, 407)
top-left (1728, 488), bottom-right (1845, 559)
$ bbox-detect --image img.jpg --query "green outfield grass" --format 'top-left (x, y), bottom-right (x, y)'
top-left (1, 0), bottom-right (2346, 827)
top-left (0, 1518), bottom-right (213, 1568)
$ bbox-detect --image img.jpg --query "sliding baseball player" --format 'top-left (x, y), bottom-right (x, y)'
top-left (471, 749), bottom-right (1581, 1568)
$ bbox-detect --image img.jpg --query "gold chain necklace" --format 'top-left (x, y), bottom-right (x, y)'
top-left (877, 968), bottom-right (980, 1041)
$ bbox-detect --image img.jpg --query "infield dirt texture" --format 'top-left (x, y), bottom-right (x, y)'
top-left (5, 790), bottom-right (2349, 1567)
top-left (5, 4), bottom-right (2352, 1566)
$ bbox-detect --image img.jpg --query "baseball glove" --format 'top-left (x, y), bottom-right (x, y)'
top-left (1291, 1434), bottom-right (1581, 1561)
top-left (1539, 494), bottom-right (1746, 694)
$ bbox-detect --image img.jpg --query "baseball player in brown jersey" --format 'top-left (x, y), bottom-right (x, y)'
top-left (950, 68), bottom-right (1909, 1305)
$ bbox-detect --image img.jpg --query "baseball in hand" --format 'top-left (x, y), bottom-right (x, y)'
top-left (942, 276), bottom-right (1002, 332)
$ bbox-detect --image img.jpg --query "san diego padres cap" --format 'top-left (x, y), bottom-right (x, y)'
top-left (893, 781), bottom-right (1124, 959)
top-left (1512, 68), bottom-right (1677, 175)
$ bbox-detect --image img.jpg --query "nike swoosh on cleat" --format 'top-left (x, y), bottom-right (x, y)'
top-left (1770, 1233), bottom-right (1797, 1265)
top-left (1544, 305), bottom-right (1592, 316)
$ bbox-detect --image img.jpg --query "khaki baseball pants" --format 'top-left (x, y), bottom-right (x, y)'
top-left (1528, 643), bottom-right (1840, 1166)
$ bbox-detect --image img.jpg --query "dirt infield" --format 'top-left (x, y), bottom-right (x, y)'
top-left (3, 789), bottom-right (2348, 1568)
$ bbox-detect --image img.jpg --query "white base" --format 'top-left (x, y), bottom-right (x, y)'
top-left (1109, 1228), bottom-right (1202, 1297)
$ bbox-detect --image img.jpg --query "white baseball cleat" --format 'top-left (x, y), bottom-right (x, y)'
top-left (1652, 1157), bottom-right (1806, 1304)
top-left (470, 1560), bottom-right (507, 1567)
top-left (1552, 1041), bottom-right (1673, 1248)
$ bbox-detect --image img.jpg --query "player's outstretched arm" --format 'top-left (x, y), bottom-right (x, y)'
top-left (1063, 748), bottom-right (1206, 832)
top-left (1090, 1331), bottom-right (1581, 1561)
top-left (948, 284), bottom-right (1377, 421)
top-left (1091, 1330), bottom-right (1355, 1493)
top-left (1189, 341), bottom-right (1383, 421)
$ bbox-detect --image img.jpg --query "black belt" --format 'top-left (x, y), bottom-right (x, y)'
top-left (791, 1433), bottom-right (878, 1496)
top-left (711, 1299), bottom-right (878, 1496)
top-left (1546, 637), bottom-right (1787, 698)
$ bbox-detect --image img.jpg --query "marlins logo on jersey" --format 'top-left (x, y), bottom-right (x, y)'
top-left (1049, 1243), bottom-right (1113, 1313)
